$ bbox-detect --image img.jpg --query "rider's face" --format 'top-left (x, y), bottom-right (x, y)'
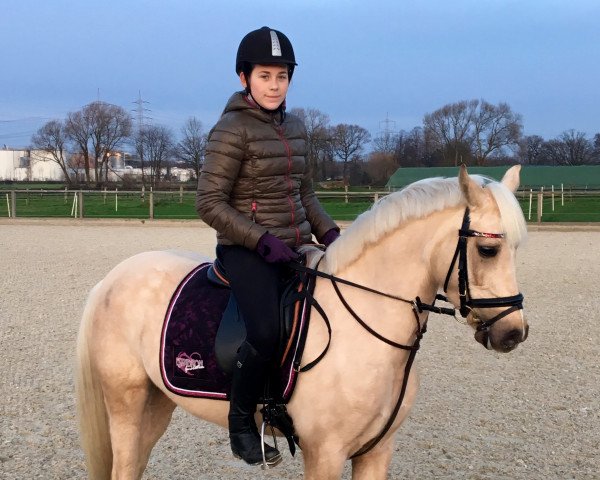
top-left (240, 64), bottom-right (289, 110)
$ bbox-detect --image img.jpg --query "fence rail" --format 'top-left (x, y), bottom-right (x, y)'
top-left (2, 188), bottom-right (599, 223)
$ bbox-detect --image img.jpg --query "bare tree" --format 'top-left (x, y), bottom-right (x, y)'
top-left (557, 130), bottom-right (594, 165)
top-left (423, 99), bottom-right (522, 166)
top-left (539, 139), bottom-right (564, 166)
top-left (518, 135), bottom-right (545, 165)
top-left (423, 100), bottom-right (478, 166)
top-left (330, 124), bottom-right (371, 184)
top-left (593, 133), bottom-right (600, 164)
top-left (30, 119), bottom-right (74, 185)
top-left (65, 109), bottom-right (93, 184)
top-left (365, 151), bottom-right (397, 185)
top-left (65, 101), bottom-right (132, 186)
top-left (372, 130), bottom-right (399, 156)
top-left (175, 117), bottom-right (207, 181)
top-left (135, 125), bottom-right (174, 187)
top-left (471, 101), bottom-right (522, 165)
top-left (392, 127), bottom-right (428, 167)
top-left (290, 107), bottom-right (331, 181)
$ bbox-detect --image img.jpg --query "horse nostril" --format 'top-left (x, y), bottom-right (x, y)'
top-left (502, 329), bottom-right (523, 349)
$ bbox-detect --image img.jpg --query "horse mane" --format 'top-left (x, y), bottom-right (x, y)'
top-left (322, 175), bottom-right (527, 274)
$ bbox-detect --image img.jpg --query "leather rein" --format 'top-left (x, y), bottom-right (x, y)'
top-left (288, 206), bottom-right (524, 459)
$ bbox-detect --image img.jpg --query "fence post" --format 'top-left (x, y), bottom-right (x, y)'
top-left (344, 185), bottom-right (348, 204)
top-left (78, 190), bottom-right (84, 218)
top-left (551, 185), bottom-right (555, 211)
top-left (537, 191), bottom-right (543, 224)
top-left (10, 191), bottom-right (16, 218)
top-left (149, 191), bottom-right (154, 219)
top-left (179, 186), bottom-right (183, 204)
top-left (528, 189), bottom-right (532, 220)
top-left (374, 192), bottom-right (379, 203)
top-left (64, 187), bottom-right (68, 204)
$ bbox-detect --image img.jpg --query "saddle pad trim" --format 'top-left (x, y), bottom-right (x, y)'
top-left (159, 263), bottom-right (228, 400)
top-left (282, 276), bottom-right (313, 399)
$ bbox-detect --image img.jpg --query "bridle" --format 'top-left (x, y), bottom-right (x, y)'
top-left (442, 207), bottom-right (524, 333)
top-left (283, 205), bottom-right (525, 459)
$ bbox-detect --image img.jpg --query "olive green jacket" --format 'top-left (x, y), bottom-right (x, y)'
top-left (196, 92), bottom-right (337, 249)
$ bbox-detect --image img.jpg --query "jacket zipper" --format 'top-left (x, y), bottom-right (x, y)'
top-left (275, 125), bottom-right (300, 246)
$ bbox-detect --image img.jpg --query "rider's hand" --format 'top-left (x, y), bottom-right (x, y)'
top-left (319, 228), bottom-right (340, 247)
top-left (256, 233), bottom-right (299, 263)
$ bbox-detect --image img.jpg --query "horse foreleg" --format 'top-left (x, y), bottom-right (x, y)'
top-left (103, 379), bottom-right (173, 480)
top-left (350, 438), bottom-right (394, 480)
top-left (302, 446), bottom-right (347, 480)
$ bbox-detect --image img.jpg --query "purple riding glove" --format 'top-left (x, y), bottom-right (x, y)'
top-left (319, 228), bottom-right (340, 247)
top-left (256, 233), bottom-right (299, 263)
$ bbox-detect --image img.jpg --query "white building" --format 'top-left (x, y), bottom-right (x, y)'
top-left (0, 149), bottom-right (66, 181)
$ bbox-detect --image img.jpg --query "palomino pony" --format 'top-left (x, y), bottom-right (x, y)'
top-left (76, 166), bottom-right (528, 480)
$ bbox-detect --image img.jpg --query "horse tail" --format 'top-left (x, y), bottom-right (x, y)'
top-left (75, 282), bottom-right (112, 480)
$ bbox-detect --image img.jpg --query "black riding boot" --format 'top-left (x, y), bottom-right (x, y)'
top-left (228, 341), bottom-right (282, 467)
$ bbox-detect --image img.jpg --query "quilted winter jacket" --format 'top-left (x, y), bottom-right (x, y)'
top-left (196, 92), bottom-right (338, 250)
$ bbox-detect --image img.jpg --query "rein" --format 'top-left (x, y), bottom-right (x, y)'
top-left (287, 206), bottom-right (524, 458)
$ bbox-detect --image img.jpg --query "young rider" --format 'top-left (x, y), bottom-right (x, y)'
top-left (196, 26), bottom-right (340, 466)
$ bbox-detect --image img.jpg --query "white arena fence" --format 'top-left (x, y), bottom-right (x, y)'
top-left (1, 187), bottom-right (599, 222)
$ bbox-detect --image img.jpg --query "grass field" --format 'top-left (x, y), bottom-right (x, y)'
top-left (1, 188), bottom-right (598, 222)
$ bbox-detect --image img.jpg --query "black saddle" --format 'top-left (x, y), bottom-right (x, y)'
top-left (207, 258), bottom-right (305, 376)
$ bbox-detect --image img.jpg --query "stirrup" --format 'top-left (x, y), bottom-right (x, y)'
top-left (260, 420), bottom-right (281, 469)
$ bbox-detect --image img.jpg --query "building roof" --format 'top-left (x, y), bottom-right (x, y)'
top-left (386, 165), bottom-right (600, 189)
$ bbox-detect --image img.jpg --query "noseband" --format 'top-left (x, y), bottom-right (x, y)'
top-left (442, 207), bottom-right (524, 332)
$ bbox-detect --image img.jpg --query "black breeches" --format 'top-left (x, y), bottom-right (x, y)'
top-left (216, 245), bottom-right (282, 360)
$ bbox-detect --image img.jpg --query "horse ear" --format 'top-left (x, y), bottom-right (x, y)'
top-left (501, 165), bottom-right (521, 193)
top-left (459, 164), bottom-right (486, 207)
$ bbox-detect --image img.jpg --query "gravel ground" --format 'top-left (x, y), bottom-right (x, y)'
top-left (0, 219), bottom-right (599, 479)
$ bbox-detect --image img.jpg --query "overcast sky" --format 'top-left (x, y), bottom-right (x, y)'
top-left (1, 0), bottom-right (599, 148)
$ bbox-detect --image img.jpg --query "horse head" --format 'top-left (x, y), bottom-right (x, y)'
top-left (448, 165), bottom-right (528, 352)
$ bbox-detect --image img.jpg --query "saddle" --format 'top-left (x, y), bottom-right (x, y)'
top-left (207, 257), bottom-right (305, 377)
top-left (160, 247), bottom-right (325, 403)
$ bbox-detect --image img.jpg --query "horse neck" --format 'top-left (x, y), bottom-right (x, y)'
top-left (335, 208), bottom-right (461, 303)
top-left (320, 209), bottom-right (460, 347)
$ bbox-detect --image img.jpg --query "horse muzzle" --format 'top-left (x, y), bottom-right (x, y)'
top-left (474, 323), bottom-right (529, 352)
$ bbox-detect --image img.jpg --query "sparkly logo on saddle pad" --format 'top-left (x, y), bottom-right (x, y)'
top-left (175, 351), bottom-right (205, 376)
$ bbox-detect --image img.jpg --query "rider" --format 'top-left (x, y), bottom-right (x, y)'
top-left (196, 26), bottom-right (340, 466)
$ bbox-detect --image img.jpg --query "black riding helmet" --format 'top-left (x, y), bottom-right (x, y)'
top-left (236, 26), bottom-right (297, 83)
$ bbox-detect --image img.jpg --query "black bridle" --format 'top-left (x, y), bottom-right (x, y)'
top-left (442, 207), bottom-right (524, 333)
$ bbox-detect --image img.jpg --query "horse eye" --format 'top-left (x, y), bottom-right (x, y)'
top-left (478, 245), bottom-right (498, 258)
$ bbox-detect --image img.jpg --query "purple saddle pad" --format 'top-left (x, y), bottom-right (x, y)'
top-left (159, 263), bottom-right (312, 401)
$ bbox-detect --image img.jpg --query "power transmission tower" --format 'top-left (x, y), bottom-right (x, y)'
top-left (132, 91), bottom-right (151, 132)
top-left (378, 112), bottom-right (397, 136)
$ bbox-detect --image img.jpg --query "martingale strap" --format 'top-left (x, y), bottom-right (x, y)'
top-left (287, 262), bottom-right (428, 459)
